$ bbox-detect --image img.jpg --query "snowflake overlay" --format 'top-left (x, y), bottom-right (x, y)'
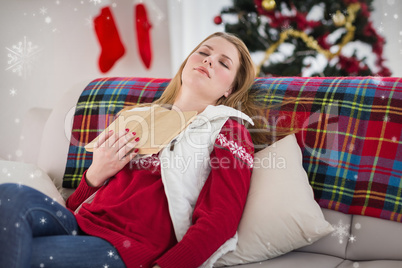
top-left (6, 36), bottom-right (41, 79)
top-left (39, 217), bottom-right (47, 225)
top-left (331, 220), bottom-right (350, 244)
top-left (89, 0), bottom-right (103, 5)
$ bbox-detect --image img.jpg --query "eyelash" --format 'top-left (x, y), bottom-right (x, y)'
top-left (198, 51), bottom-right (229, 69)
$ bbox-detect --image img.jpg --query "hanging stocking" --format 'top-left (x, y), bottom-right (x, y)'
top-left (135, 3), bottom-right (153, 69)
top-left (94, 6), bottom-right (125, 73)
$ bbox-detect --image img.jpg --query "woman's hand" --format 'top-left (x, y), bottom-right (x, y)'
top-left (86, 129), bottom-right (140, 187)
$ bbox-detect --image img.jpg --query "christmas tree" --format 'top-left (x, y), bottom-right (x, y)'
top-left (215, 0), bottom-right (391, 77)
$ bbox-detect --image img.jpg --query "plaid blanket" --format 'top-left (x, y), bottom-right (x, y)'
top-left (63, 76), bottom-right (402, 223)
top-left (63, 77), bottom-right (168, 188)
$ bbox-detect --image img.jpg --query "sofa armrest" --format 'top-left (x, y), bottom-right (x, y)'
top-left (19, 107), bottom-right (52, 165)
top-left (36, 80), bottom-right (89, 191)
top-left (0, 160), bottom-right (65, 206)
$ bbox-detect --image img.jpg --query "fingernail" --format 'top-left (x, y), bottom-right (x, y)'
top-left (125, 128), bottom-right (129, 133)
top-left (109, 130), bottom-right (113, 133)
top-left (135, 137), bottom-right (140, 142)
top-left (132, 132), bottom-right (136, 136)
top-left (134, 148), bottom-right (139, 153)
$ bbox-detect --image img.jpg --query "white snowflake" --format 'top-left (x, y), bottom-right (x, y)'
top-left (107, 250), bottom-right (115, 258)
top-left (15, 150), bottom-right (23, 157)
top-left (9, 88), bottom-right (17, 96)
top-left (103, 265), bottom-right (109, 268)
top-left (45, 17), bottom-right (52, 24)
top-left (39, 217), bottom-right (47, 225)
top-left (39, 7), bottom-right (48, 15)
top-left (6, 36), bottom-right (41, 79)
top-left (123, 240), bottom-right (131, 248)
top-left (85, 16), bottom-right (93, 27)
top-left (89, 0), bottom-right (102, 5)
top-left (331, 220), bottom-right (350, 244)
top-left (349, 235), bottom-right (357, 243)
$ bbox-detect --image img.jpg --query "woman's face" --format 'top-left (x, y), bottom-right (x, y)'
top-left (181, 36), bottom-right (240, 104)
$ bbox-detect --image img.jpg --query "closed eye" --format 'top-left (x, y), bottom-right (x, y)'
top-left (220, 61), bottom-right (229, 69)
top-left (199, 51), bottom-right (209, 56)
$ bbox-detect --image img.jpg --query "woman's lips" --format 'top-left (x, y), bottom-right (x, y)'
top-left (194, 66), bottom-right (210, 78)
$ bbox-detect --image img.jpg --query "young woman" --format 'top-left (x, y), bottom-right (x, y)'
top-left (0, 32), bottom-right (267, 268)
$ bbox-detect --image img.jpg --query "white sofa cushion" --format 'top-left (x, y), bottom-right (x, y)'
top-left (215, 134), bottom-right (334, 266)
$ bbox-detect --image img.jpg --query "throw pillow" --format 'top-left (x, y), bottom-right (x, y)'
top-left (215, 134), bottom-right (334, 266)
top-left (0, 160), bottom-right (65, 207)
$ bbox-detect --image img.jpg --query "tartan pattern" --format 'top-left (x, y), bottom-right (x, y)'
top-left (63, 76), bottom-right (402, 223)
top-left (252, 76), bottom-right (402, 222)
top-left (63, 77), bottom-right (168, 188)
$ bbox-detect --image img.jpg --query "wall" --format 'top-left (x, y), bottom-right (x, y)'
top-left (167, 0), bottom-right (232, 74)
top-left (371, 0), bottom-right (402, 77)
top-left (1, 0), bottom-right (401, 161)
top-left (0, 0), bottom-right (171, 160)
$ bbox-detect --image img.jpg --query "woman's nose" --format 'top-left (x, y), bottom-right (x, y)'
top-left (203, 57), bottom-right (212, 67)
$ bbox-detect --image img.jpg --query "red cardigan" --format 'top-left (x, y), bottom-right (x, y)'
top-left (66, 119), bottom-right (254, 268)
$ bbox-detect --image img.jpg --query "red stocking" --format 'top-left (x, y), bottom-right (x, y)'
top-left (94, 6), bottom-right (125, 73)
top-left (135, 3), bottom-right (153, 69)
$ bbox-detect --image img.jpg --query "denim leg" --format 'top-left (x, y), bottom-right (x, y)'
top-left (31, 235), bottom-right (126, 268)
top-left (0, 183), bottom-right (80, 267)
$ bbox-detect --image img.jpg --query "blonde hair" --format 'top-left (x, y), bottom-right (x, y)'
top-left (125, 32), bottom-right (292, 150)
top-left (154, 32), bottom-right (256, 108)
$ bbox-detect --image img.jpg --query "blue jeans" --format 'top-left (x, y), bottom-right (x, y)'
top-left (0, 183), bottom-right (126, 268)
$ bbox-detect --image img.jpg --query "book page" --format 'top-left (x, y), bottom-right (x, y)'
top-left (85, 105), bottom-right (197, 155)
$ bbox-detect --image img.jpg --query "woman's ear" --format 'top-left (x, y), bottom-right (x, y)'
top-left (224, 88), bottom-right (233, 98)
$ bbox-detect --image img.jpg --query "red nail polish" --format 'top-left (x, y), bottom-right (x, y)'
top-left (132, 132), bottom-right (136, 136)
top-left (135, 137), bottom-right (140, 142)
top-left (134, 148), bottom-right (139, 153)
top-left (125, 128), bottom-right (129, 133)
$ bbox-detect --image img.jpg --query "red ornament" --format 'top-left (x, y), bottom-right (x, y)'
top-left (214, 15), bottom-right (223, 25)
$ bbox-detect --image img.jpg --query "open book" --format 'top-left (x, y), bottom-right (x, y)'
top-left (85, 105), bottom-right (198, 155)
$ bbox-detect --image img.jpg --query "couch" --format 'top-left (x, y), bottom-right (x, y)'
top-left (1, 76), bottom-right (402, 268)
